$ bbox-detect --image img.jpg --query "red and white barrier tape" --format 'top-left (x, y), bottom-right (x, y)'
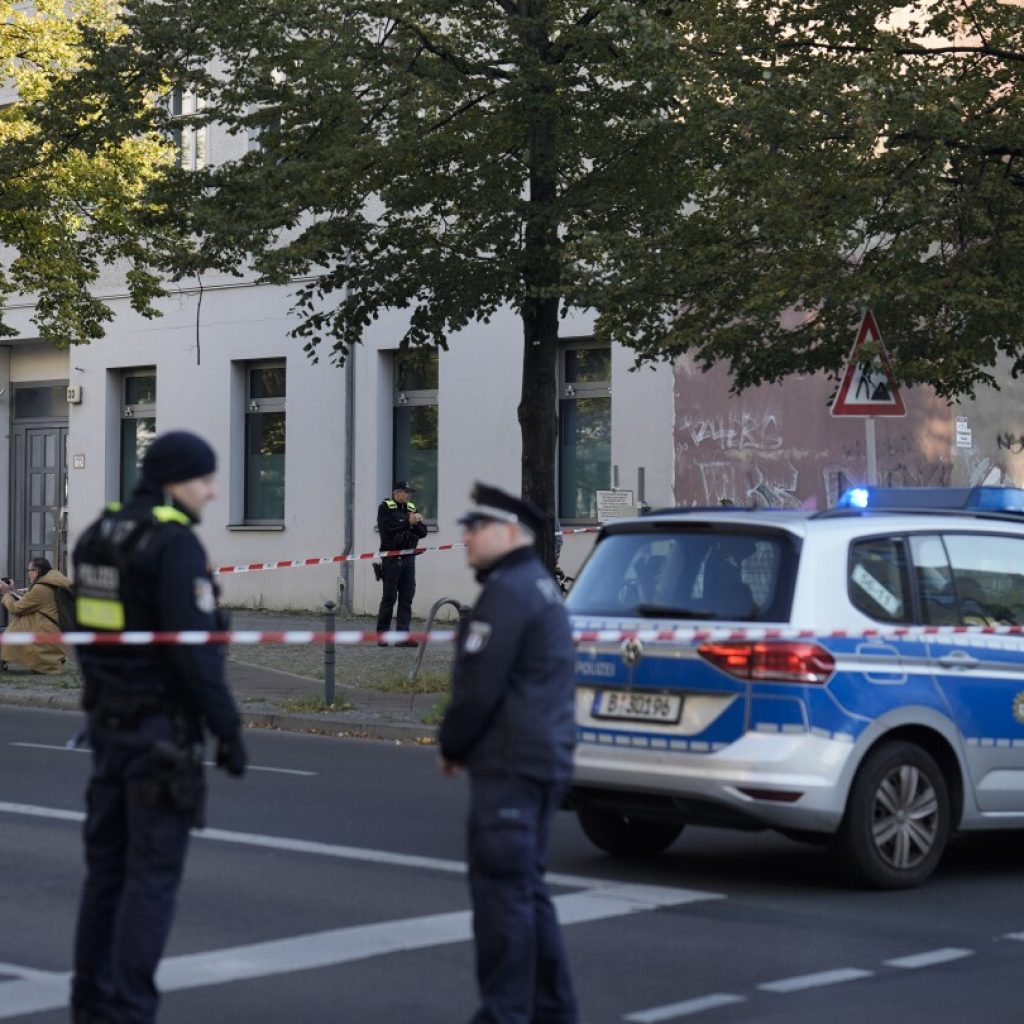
top-left (213, 527), bottom-right (601, 576)
top-left (3, 623), bottom-right (1024, 647)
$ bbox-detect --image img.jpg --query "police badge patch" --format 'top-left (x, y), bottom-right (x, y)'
top-left (194, 578), bottom-right (216, 614)
top-left (464, 621), bottom-right (492, 654)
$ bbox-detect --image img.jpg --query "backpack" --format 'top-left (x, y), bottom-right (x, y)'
top-left (39, 581), bottom-right (77, 632)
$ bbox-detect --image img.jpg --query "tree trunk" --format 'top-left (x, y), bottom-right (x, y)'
top-left (517, 0), bottom-right (560, 573)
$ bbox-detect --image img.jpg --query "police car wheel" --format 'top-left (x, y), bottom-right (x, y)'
top-left (835, 740), bottom-right (950, 890)
top-left (576, 807), bottom-right (683, 857)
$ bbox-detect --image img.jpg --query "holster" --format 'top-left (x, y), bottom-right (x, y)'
top-left (128, 739), bottom-right (207, 829)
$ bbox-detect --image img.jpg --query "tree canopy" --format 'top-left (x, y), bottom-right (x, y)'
top-left (0, 0), bottom-right (172, 344)
top-left (22, 0), bottom-right (1024, 547)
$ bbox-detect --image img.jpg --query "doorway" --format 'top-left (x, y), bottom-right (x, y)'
top-left (10, 383), bottom-right (69, 583)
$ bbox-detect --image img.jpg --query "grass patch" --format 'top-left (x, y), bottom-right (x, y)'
top-left (421, 694), bottom-right (449, 726)
top-left (372, 670), bottom-right (450, 695)
top-left (277, 693), bottom-right (354, 714)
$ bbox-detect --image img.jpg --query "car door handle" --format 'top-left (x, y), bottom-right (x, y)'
top-left (937, 651), bottom-right (981, 670)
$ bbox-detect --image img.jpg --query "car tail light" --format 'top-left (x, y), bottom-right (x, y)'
top-left (697, 641), bottom-right (835, 684)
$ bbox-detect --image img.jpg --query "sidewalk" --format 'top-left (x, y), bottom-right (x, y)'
top-left (0, 609), bottom-right (453, 743)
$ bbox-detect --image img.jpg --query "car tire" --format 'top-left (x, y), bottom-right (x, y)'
top-left (576, 807), bottom-right (683, 857)
top-left (834, 740), bottom-right (950, 889)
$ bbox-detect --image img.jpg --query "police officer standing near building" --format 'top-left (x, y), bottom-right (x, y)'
top-left (70, 431), bottom-right (247, 1024)
top-left (375, 479), bottom-right (428, 644)
top-left (439, 483), bottom-right (578, 1024)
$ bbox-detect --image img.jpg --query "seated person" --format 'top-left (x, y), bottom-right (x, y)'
top-left (0, 558), bottom-right (72, 674)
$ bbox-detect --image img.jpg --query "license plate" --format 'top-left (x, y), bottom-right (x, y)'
top-left (591, 690), bottom-right (683, 724)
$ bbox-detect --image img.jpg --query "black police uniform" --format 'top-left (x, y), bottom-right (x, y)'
top-left (375, 490), bottom-right (428, 633)
top-left (70, 453), bottom-right (245, 1024)
top-left (440, 488), bottom-right (578, 1024)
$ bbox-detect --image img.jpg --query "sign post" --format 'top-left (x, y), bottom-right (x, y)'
top-left (830, 310), bottom-right (906, 485)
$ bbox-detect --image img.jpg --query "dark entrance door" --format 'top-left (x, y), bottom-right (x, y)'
top-left (10, 384), bottom-right (69, 583)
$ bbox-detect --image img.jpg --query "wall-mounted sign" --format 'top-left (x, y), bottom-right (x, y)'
top-left (596, 489), bottom-right (636, 523)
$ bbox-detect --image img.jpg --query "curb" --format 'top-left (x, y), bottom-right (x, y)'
top-left (241, 709), bottom-right (438, 744)
top-left (0, 690), bottom-right (438, 745)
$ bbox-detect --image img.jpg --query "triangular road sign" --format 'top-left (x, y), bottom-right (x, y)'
top-left (831, 309), bottom-right (906, 417)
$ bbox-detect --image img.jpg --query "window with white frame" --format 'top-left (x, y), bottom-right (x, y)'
top-left (168, 87), bottom-right (207, 170)
top-left (244, 362), bottom-right (286, 522)
top-left (393, 350), bottom-right (438, 521)
top-left (120, 370), bottom-right (156, 501)
top-left (559, 341), bottom-right (611, 522)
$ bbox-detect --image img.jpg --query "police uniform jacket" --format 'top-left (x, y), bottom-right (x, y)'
top-left (439, 546), bottom-right (576, 782)
top-left (377, 498), bottom-right (428, 552)
top-left (74, 490), bottom-right (240, 742)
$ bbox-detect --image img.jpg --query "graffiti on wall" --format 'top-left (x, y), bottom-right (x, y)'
top-left (678, 409), bottom-right (783, 452)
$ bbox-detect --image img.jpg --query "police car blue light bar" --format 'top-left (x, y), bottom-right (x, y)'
top-left (836, 486), bottom-right (1024, 513)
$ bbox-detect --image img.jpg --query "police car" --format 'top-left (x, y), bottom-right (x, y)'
top-left (565, 486), bottom-right (1024, 888)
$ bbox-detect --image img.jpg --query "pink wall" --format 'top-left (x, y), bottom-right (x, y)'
top-left (673, 356), bottom-right (963, 510)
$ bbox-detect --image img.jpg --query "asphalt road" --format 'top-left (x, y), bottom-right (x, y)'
top-left (3, 706), bottom-right (1024, 1023)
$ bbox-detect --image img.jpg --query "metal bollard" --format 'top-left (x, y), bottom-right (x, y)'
top-left (323, 600), bottom-right (337, 706)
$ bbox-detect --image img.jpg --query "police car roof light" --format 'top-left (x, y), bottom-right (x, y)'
top-left (836, 485), bottom-right (1024, 514)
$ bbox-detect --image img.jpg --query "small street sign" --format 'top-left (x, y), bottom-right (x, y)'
top-left (831, 309), bottom-right (906, 417)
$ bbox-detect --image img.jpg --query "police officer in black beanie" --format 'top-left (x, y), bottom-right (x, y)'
top-left (70, 431), bottom-right (246, 1024)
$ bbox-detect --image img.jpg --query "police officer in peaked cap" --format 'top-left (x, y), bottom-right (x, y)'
top-left (71, 431), bottom-right (247, 1024)
top-left (439, 482), bottom-right (578, 1024)
top-left (375, 478), bottom-right (428, 644)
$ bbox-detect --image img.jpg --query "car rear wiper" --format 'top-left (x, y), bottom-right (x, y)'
top-left (635, 604), bottom-right (715, 620)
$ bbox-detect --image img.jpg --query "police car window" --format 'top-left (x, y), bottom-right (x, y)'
top-left (566, 529), bottom-right (795, 621)
top-left (909, 534), bottom-right (957, 625)
top-left (943, 533), bottom-right (1024, 626)
top-left (849, 538), bottom-right (911, 624)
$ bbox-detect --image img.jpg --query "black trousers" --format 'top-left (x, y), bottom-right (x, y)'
top-left (466, 773), bottom-right (578, 1024)
top-left (71, 714), bottom-right (193, 1024)
top-left (376, 555), bottom-right (416, 632)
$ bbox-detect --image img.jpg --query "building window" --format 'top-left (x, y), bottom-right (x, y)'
top-left (120, 370), bottom-right (156, 500)
top-left (393, 350), bottom-right (438, 521)
top-left (169, 87), bottom-right (207, 170)
top-left (559, 341), bottom-right (611, 521)
top-left (245, 362), bottom-right (286, 522)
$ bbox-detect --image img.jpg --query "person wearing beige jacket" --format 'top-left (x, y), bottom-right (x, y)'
top-left (0, 557), bottom-right (72, 674)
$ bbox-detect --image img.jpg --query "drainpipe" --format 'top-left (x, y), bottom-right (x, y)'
top-left (339, 300), bottom-right (356, 615)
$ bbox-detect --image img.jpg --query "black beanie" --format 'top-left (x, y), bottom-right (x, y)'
top-left (142, 431), bottom-right (217, 486)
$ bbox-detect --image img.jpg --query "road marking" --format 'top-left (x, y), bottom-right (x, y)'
top-left (0, 879), bottom-right (714, 1019)
top-left (0, 801), bottom-right (725, 902)
top-left (9, 743), bottom-right (316, 776)
top-left (624, 993), bottom-right (746, 1021)
top-left (1004, 932), bottom-right (1024, 942)
top-left (758, 967), bottom-right (873, 993)
top-left (884, 947), bottom-right (974, 970)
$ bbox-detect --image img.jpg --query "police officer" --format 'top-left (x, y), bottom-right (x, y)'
top-left (70, 431), bottom-right (247, 1024)
top-left (375, 479), bottom-right (428, 644)
top-left (439, 483), bottom-right (578, 1024)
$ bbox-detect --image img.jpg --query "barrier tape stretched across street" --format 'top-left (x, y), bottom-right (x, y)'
top-left (4, 623), bottom-right (1024, 647)
top-left (212, 526), bottom-right (601, 576)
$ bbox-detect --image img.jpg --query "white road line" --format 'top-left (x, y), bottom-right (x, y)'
top-left (0, 802), bottom-right (724, 903)
top-left (884, 947), bottom-right (974, 970)
top-left (1004, 932), bottom-right (1024, 942)
top-left (758, 968), bottom-right (873, 993)
top-left (624, 993), bottom-right (746, 1022)
top-left (9, 743), bottom-right (317, 776)
top-left (0, 880), bottom-right (712, 1019)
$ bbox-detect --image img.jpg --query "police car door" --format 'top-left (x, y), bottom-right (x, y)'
top-left (913, 533), bottom-right (1024, 814)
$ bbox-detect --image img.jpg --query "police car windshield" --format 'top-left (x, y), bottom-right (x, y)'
top-left (566, 526), bottom-right (798, 622)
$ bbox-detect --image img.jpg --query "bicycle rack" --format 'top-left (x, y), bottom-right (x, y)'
top-left (409, 596), bottom-right (467, 684)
